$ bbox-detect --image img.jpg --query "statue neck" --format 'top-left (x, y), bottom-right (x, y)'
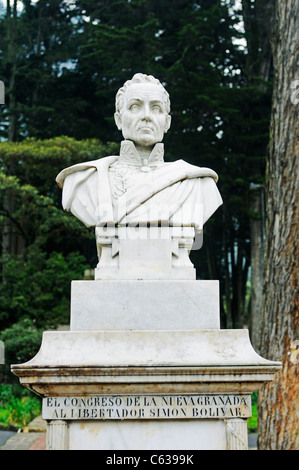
top-left (135, 144), bottom-right (154, 161)
top-left (116, 140), bottom-right (164, 171)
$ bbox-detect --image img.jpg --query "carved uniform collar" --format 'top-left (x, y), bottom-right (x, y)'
top-left (117, 140), bottom-right (164, 172)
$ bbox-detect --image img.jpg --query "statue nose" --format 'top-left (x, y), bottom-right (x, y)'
top-left (141, 104), bottom-right (151, 121)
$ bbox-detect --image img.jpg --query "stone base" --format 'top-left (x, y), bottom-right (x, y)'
top-left (12, 329), bottom-right (281, 385)
top-left (11, 329), bottom-right (280, 372)
top-left (11, 274), bottom-right (282, 451)
top-left (70, 280), bottom-right (220, 331)
top-left (12, 327), bottom-right (281, 450)
top-left (43, 391), bottom-right (252, 450)
top-left (45, 416), bottom-right (248, 451)
top-left (56, 419), bottom-right (234, 450)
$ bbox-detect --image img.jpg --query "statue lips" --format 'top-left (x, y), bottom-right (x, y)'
top-left (138, 125), bottom-right (154, 134)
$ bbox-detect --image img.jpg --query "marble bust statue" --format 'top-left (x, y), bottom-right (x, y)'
top-left (56, 73), bottom-right (222, 230)
top-left (56, 73), bottom-right (222, 279)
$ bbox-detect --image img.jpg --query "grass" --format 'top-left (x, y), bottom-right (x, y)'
top-left (0, 383), bottom-right (41, 430)
top-left (248, 391), bottom-right (258, 433)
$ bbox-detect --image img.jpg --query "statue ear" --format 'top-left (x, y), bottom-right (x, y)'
top-left (114, 112), bottom-right (122, 130)
top-left (164, 115), bottom-right (171, 133)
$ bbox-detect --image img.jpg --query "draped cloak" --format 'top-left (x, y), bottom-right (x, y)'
top-left (56, 141), bottom-right (223, 233)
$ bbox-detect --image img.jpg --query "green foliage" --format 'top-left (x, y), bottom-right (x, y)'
top-left (247, 391), bottom-right (258, 432)
top-left (0, 384), bottom-right (41, 429)
top-left (0, 135), bottom-right (119, 200)
top-left (0, 251), bottom-right (89, 331)
top-left (0, 318), bottom-right (42, 366)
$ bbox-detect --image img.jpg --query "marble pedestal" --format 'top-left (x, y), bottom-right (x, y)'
top-left (95, 226), bottom-right (198, 280)
top-left (11, 279), bottom-right (281, 451)
top-left (70, 280), bottom-right (220, 331)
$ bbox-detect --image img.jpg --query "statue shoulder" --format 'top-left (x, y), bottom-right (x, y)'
top-left (170, 159), bottom-right (219, 182)
top-left (56, 156), bottom-right (118, 188)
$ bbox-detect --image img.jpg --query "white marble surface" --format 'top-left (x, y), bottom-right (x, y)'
top-left (15, 329), bottom-right (280, 368)
top-left (95, 226), bottom-right (197, 280)
top-left (70, 280), bottom-right (220, 331)
top-left (56, 143), bottom-right (222, 231)
top-left (68, 419), bottom-right (227, 450)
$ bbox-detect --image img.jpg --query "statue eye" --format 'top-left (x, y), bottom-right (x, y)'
top-left (152, 105), bottom-right (162, 113)
top-left (129, 103), bottom-right (140, 112)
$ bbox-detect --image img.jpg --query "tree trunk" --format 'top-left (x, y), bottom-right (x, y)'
top-left (249, 184), bottom-right (265, 348)
top-left (257, 0), bottom-right (299, 450)
top-left (242, 0), bottom-right (275, 348)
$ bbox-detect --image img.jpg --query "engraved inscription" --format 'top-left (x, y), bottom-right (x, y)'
top-left (42, 394), bottom-right (251, 421)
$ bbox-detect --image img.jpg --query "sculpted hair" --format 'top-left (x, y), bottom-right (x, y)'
top-left (115, 73), bottom-right (170, 115)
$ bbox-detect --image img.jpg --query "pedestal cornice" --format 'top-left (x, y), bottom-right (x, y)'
top-left (11, 329), bottom-right (281, 397)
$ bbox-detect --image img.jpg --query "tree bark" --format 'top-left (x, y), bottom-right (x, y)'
top-left (257, 0), bottom-right (299, 450)
top-left (249, 184), bottom-right (265, 348)
top-left (242, 0), bottom-right (275, 348)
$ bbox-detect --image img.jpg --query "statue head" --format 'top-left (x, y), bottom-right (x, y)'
top-left (114, 73), bottom-right (171, 147)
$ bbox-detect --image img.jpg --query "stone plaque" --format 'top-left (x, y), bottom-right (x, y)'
top-left (42, 394), bottom-right (251, 421)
